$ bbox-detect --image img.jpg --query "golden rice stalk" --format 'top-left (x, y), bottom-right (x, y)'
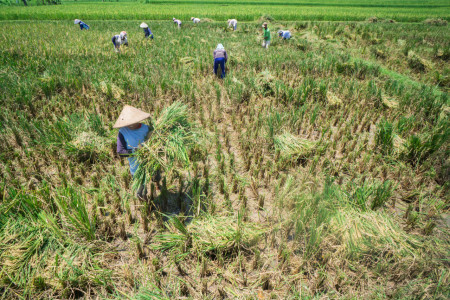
top-left (327, 91), bottom-right (343, 106)
top-left (274, 132), bottom-right (316, 161)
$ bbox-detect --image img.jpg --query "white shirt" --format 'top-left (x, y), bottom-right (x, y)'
top-left (228, 19), bottom-right (237, 27)
top-left (192, 18), bottom-right (200, 24)
top-left (174, 19), bottom-right (182, 25)
top-left (113, 35), bottom-right (127, 46)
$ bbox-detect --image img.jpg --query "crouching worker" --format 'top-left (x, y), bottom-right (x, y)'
top-left (114, 105), bottom-right (161, 200)
top-left (227, 19), bottom-right (237, 31)
top-left (191, 17), bottom-right (201, 24)
top-left (213, 43), bottom-right (228, 79)
top-left (173, 18), bottom-right (182, 29)
top-left (74, 19), bottom-right (89, 30)
top-left (278, 30), bottom-right (291, 40)
top-left (112, 31), bottom-right (128, 52)
top-left (140, 22), bottom-right (153, 39)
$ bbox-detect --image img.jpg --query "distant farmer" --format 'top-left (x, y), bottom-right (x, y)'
top-left (227, 19), bottom-right (237, 31)
top-left (213, 43), bottom-right (228, 79)
top-left (112, 31), bottom-right (128, 52)
top-left (74, 19), bottom-right (89, 30)
top-left (191, 17), bottom-right (201, 24)
top-left (114, 105), bottom-right (161, 199)
top-left (140, 22), bottom-right (153, 39)
top-left (173, 18), bottom-right (182, 29)
top-left (262, 22), bottom-right (271, 48)
top-left (278, 30), bottom-right (291, 40)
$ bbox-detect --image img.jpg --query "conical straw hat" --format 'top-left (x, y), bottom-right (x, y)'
top-left (74, 19), bottom-right (81, 24)
top-left (113, 105), bottom-right (151, 128)
top-left (140, 22), bottom-right (148, 28)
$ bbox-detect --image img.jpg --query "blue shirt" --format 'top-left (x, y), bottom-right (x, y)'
top-left (79, 21), bottom-right (89, 30)
top-left (144, 27), bottom-right (153, 38)
top-left (118, 124), bottom-right (149, 175)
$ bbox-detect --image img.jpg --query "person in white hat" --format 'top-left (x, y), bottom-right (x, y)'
top-left (173, 18), bottom-right (182, 29)
top-left (227, 19), bottom-right (237, 31)
top-left (213, 43), bottom-right (228, 78)
top-left (112, 31), bottom-right (128, 52)
top-left (191, 17), bottom-right (201, 24)
top-left (278, 30), bottom-right (291, 40)
top-left (114, 105), bottom-right (160, 198)
top-left (140, 22), bottom-right (153, 39)
top-left (74, 19), bottom-right (89, 30)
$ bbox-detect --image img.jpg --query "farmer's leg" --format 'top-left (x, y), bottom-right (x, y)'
top-left (220, 60), bottom-right (226, 78)
top-left (136, 184), bottom-right (148, 201)
top-left (152, 169), bottom-right (162, 190)
top-left (214, 59), bottom-right (219, 75)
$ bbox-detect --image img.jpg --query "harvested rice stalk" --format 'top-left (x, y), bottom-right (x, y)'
top-left (274, 132), bottom-right (316, 162)
top-left (326, 91), bottom-right (343, 106)
top-left (153, 215), bottom-right (265, 259)
top-left (382, 95), bottom-right (399, 109)
top-left (133, 102), bottom-right (202, 190)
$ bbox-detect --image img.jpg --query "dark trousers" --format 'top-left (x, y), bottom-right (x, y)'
top-left (214, 58), bottom-right (226, 78)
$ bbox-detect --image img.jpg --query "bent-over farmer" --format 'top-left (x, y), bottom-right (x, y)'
top-left (191, 17), bottom-right (201, 24)
top-left (74, 19), bottom-right (89, 30)
top-left (278, 30), bottom-right (291, 40)
top-left (213, 43), bottom-right (228, 79)
top-left (112, 31), bottom-right (128, 52)
top-left (262, 22), bottom-right (271, 48)
top-left (173, 18), bottom-right (182, 29)
top-left (114, 105), bottom-right (161, 199)
top-left (227, 19), bottom-right (237, 31)
top-left (140, 22), bottom-right (154, 39)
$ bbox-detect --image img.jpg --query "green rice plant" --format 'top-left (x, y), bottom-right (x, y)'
top-left (402, 124), bottom-right (449, 165)
top-left (54, 187), bottom-right (96, 240)
top-left (133, 101), bottom-right (203, 190)
top-left (371, 180), bottom-right (393, 210)
top-left (375, 119), bottom-right (394, 155)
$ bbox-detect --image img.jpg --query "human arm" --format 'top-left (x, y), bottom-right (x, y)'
top-left (117, 132), bottom-right (133, 157)
top-left (224, 50), bottom-right (228, 62)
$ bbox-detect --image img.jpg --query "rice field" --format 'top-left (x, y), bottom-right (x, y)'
top-left (0, 0), bottom-right (449, 21)
top-left (0, 5), bottom-right (449, 299)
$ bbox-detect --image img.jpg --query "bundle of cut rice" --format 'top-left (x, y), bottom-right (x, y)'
top-left (326, 91), bottom-right (343, 106)
top-left (133, 102), bottom-right (202, 189)
top-left (255, 69), bottom-right (276, 96)
top-left (382, 95), bottom-right (399, 109)
top-left (274, 132), bottom-right (316, 162)
top-left (179, 57), bottom-right (195, 65)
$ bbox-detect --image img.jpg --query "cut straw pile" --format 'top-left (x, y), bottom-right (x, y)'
top-left (274, 132), bottom-right (316, 162)
top-left (153, 215), bottom-right (265, 259)
top-left (133, 102), bottom-right (201, 189)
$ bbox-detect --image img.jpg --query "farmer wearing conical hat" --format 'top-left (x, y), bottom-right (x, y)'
top-left (173, 18), bottom-right (182, 29)
top-left (213, 43), bottom-right (228, 79)
top-left (278, 30), bottom-right (291, 40)
top-left (191, 17), bottom-right (200, 24)
top-left (74, 19), bottom-right (89, 30)
top-left (114, 105), bottom-right (160, 199)
top-left (140, 22), bottom-right (153, 39)
top-left (112, 31), bottom-right (128, 52)
top-left (262, 22), bottom-right (271, 48)
top-left (227, 19), bottom-right (237, 31)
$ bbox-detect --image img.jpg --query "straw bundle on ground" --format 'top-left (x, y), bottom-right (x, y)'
top-left (274, 132), bottom-right (316, 162)
top-left (133, 102), bottom-right (201, 189)
top-left (153, 215), bottom-right (265, 259)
